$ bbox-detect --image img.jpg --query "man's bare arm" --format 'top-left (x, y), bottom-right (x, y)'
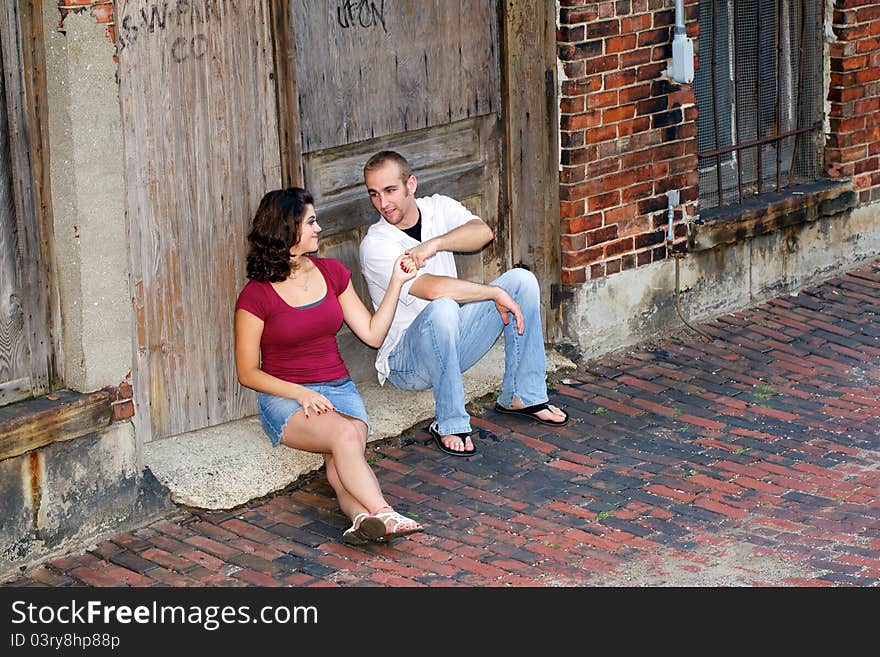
top-left (408, 273), bottom-right (524, 334)
top-left (408, 273), bottom-right (495, 304)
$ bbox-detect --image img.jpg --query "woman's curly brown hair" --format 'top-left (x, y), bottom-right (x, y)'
top-left (245, 188), bottom-right (314, 282)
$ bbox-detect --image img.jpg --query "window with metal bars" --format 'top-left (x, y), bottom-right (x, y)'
top-left (694, 0), bottom-right (824, 212)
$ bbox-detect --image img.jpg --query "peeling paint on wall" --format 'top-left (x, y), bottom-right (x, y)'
top-left (58, 1), bottom-right (117, 47)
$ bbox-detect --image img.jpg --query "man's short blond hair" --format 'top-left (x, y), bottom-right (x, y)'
top-left (363, 150), bottom-right (413, 184)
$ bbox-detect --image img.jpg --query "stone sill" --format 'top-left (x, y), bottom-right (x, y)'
top-left (0, 389), bottom-right (113, 461)
top-left (688, 179), bottom-right (856, 252)
top-left (0, 346), bottom-right (578, 508)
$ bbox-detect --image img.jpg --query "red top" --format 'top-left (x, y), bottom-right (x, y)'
top-left (235, 257), bottom-right (352, 383)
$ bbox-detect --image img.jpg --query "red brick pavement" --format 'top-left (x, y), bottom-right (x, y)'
top-left (4, 261), bottom-right (879, 587)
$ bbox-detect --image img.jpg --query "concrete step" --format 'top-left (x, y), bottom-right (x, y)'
top-left (144, 342), bottom-right (575, 510)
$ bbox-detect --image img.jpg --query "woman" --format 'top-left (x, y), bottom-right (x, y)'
top-left (234, 187), bottom-right (423, 545)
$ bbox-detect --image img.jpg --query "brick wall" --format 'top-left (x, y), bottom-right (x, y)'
top-left (557, 0), bottom-right (699, 285)
top-left (827, 1), bottom-right (880, 204)
top-left (58, 1), bottom-right (116, 44)
top-left (105, 380), bottom-right (135, 422)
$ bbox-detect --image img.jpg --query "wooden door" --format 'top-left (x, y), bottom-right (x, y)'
top-left (0, 60), bottom-right (28, 406)
top-left (278, 0), bottom-right (508, 382)
top-left (114, 0), bottom-right (559, 441)
top-left (116, 1), bottom-right (281, 441)
top-left (0, 4), bottom-right (55, 407)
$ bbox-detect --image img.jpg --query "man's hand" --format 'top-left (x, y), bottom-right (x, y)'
top-left (404, 239), bottom-right (438, 269)
top-left (403, 219), bottom-right (492, 269)
top-left (493, 287), bottom-right (524, 335)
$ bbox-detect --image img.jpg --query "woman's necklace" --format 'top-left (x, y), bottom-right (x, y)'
top-left (289, 266), bottom-right (311, 292)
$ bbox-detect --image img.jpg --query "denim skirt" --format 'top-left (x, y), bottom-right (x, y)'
top-left (257, 377), bottom-right (371, 447)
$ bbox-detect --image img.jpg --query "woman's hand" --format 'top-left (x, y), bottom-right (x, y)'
top-left (390, 254), bottom-right (417, 285)
top-left (297, 389), bottom-right (335, 419)
top-left (337, 254), bottom-right (418, 349)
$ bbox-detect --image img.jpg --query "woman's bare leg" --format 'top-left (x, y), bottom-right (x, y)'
top-left (280, 411), bottom-right (387, 519)
top-left (322, 418), bottom-right (386, 519)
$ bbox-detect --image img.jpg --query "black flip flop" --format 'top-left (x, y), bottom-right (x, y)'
top-left (428, 423), bottom-right (477, 457)
top-left (494, 402), bottom-right (570, 426)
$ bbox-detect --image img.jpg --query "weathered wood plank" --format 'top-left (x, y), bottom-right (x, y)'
top-left (475, 113), bottom-right (503, 283)
top-left (0, 377), bottom-right (31, 407)
top-left (292, 0), bottom-right (500, 152)
top-left (502, 0), bottom-right (561, 337)
top-left (0, 49), bottom-right (28, 397)
top-left (303, 115), bottom-right (495, 236)
top-left (305, 118), bottom-right (483, 202)
top-left (271, 0), bottom-right (304, 187)
top-left (0, 2), bottom-right (56, 404)
top-left (116, 0), bottom-right (281, 440)
top-left (0, 389), bottom-right (112, 461)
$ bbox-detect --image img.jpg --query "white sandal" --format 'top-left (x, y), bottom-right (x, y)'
top-left (342, 512), bottom-right (370, 545)
top-left (359, 506), bottom-right (424, 541)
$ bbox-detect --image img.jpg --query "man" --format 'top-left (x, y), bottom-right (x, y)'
top-left (358, 150), bottom-right (568, 457)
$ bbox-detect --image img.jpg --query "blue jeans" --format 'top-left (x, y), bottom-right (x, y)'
top-left (386, 267), bottom-right (549, 436)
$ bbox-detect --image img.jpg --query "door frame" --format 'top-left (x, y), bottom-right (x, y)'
top-left (500, 0), bottom-right (562, 340)
top-left (0, 2), bottom-right (59, 405)
top-left (269, 0), bottom-right (561, 335)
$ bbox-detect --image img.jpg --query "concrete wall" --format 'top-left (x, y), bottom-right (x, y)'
top-left (563, 204), bottom-right (880, 359)
top-left (0, 422), bottom-right (173, 580)
top-left (0, 3), bottom-right (171, 582)
top-left (43, 9), bottom-right (131, 392)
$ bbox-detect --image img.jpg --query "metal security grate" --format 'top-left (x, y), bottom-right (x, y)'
top-left (695, 0), bottom-right (824, 211)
